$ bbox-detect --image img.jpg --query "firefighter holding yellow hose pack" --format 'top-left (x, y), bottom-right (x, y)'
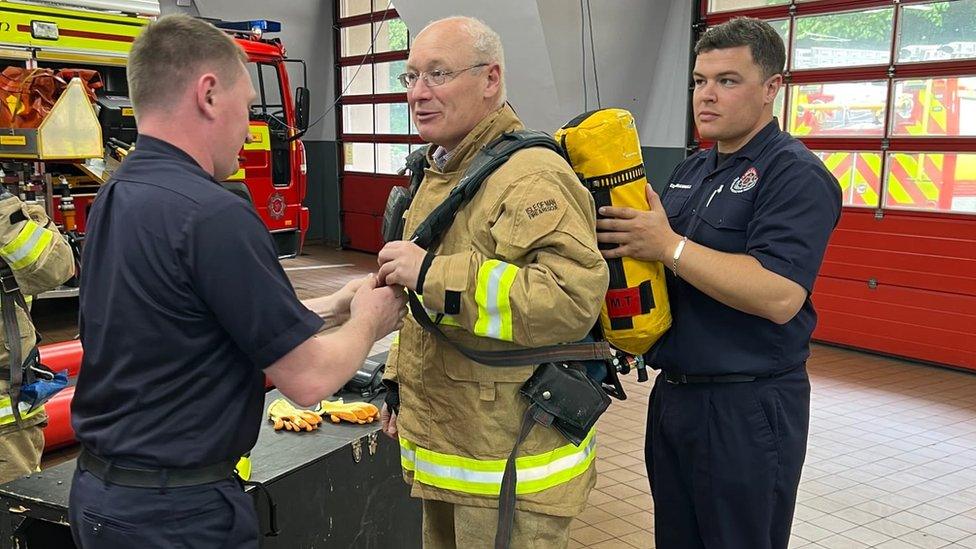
top-left (0, 187), bottom-right (74, 484)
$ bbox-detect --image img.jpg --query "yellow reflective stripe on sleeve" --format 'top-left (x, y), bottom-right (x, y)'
top-left (0, 396), bottom-right (45, 426)
top-left (0, 221), bottom-right (53, 270)
top-left (400, 429), bottom-right (595, 496)
top-left (473, 260), bottom-right (519, 341)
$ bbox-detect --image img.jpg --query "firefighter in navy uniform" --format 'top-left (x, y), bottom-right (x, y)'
top-left (597, 18), bottom-right (842, 549)
top-left (0, 190), bottom-right (74, 484)
top-left (69, 15), bottom-right (404, 549)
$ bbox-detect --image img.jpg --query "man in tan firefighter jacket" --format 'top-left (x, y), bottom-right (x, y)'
top-left (377, 16), bottom-right (609, 548)
top-left (0, 192), bottom-right (74, 484)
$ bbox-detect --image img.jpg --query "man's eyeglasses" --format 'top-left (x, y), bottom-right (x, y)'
top-left (397, 64), bottom-right (489, 89)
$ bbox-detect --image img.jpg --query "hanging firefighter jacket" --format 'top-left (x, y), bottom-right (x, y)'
top-left (0, 191), bottom-right (73, 433)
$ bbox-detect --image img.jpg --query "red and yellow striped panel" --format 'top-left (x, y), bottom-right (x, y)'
top-left (816, 151), bottom-right (880, 208)
top-left (886, 153), bottom-right (942, 209)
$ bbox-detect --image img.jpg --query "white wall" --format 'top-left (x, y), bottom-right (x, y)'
top-left (160, 0), bottom-right (337, 141)
top-left (393, 0), bottom-right (692, 147)
top-left (156, 1), bottom-right (692, 146)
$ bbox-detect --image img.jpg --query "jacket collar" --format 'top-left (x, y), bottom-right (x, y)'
top-left (426, 104), bottom-right (523, 174)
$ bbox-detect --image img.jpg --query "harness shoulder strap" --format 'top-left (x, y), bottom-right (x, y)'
top-left (410, 131), bottom-right (562, 249)
top-left (0, 259), bottom-right (31, 427)
top-left (408, 291), bottom-right (612, 366)
top-left (402, 144), bottom-right (431, 197)
top-left (406, 130), bottom-right (612, 366)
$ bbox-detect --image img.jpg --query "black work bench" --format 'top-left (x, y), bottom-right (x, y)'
top-left (0, 357), bottom-right (421, 548)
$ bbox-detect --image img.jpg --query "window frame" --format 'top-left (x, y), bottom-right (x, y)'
top-left (335, 5), bottom-right (422, 176)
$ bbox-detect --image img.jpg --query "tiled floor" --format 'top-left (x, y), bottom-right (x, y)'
top-left (573, 344), bottom-right (976, 549)
top-left (33, 244), bottom-right (976, 548)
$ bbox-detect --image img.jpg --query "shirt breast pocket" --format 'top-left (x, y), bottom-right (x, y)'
top-left (696, 197), bottom-right (754, 253)
top-left (661, 186), bottom-right (695, 220)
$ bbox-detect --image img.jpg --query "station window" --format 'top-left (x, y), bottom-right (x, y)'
top-left (336, 1), bottom-right (421, 175)
top-left (700, 0), bottom-right (976, 215)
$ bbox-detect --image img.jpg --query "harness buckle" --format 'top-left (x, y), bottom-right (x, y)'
top-left (0, 271), bottom-right (19, 294)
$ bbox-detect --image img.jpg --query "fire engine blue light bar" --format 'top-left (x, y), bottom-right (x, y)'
top-left (214, 20), bottom-right (282, 33)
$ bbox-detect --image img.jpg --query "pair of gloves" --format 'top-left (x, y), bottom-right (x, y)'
top-left (267, 398), bottom-right (380, 432)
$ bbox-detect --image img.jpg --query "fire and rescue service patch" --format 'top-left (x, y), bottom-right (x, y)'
top-left (731, 167), bottom-right (759, 194)
top-left (268, 192), bottom-right (286, 220)
top-left (525, 198), bottom-right (559, 219)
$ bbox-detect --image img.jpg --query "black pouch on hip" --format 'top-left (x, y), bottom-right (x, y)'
top-left (519, 361), bottom-right (611, 445)
top-left (496, 363), bottom-right (611, 549)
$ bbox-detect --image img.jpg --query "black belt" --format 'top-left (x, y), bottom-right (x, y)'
top-left (78, 448), bottom-right (237, 488)
top-left (665, 372), bottom-right (758, 384)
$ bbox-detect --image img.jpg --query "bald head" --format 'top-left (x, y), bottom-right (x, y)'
top-left (405, 16), bottom-right (506, 150)
top-left (415, 16), bottom-right (506, 107)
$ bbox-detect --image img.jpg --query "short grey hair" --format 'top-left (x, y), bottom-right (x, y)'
top-left (419, 16), bottom-right (506, 106)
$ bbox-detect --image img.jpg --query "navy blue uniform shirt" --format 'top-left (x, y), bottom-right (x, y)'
top-left (647, 120), bottom-right (841, 376)
top-left (72, 136), bottom-right (323, 468)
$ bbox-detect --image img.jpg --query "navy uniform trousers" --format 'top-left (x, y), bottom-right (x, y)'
top-left (69, 468), bottom-right (258, 548)
top-left (646, 366), bottom-right (810, 549)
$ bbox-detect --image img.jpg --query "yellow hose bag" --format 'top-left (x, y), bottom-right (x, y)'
top-left (555, 109), bottom-right (671, 355)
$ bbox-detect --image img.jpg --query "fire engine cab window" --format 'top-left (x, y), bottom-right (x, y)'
top-left (898, 0), bottom-right (976, 63)
top-left (892, 77), bottom-right (976, 138)
top-left (814, 151), bottom-right (882, 208)
top-left (885, 152), bottom-right (976, 214)
top-left (247, 63), bottom-right (284, 117)
top-left (792, 8), bottom-right (894, 70)
top-left (707, 0), bottom-right (788, 13)
top-left (789, 81), bottom-right (888, 137)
